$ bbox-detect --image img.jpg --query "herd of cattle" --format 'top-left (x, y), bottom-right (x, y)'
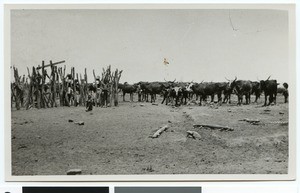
top-left (118, 76), bottom-right (289, 106)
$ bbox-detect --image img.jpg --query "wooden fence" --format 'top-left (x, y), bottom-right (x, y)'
top-left (11, 60), bottom-right (122, 110)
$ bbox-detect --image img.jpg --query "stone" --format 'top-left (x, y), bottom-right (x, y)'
top-left (67, 169), bottom-right (82, 175)
top-left (75, 121), bottom-right (84, 125)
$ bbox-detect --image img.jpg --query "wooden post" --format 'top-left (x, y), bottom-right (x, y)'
top-left (26, 67), bottom-right (33, 109)
top-left (80, 73), bottom-right (85, 106)
top-left (36, 60), bottom-right (65, 70)
top-left (57, 67), bottom-right (61, 106)
top-left (58, 66), bottom-right (66, 106)
top-left (50, 60), bottom-right (57, 107)
top-left (93, 69), bottom-right (96, 82)
top-left (41, 61), bottom-right (45, 108)
top-left (13, 67), bottom-right (21, 110)
top-left (114, 69), bottom-right (122, 106)
top-left (72, 67), bottom-right (75, 98)
top-left (32, 67), bottom-right (39, 109)
top-left (84, 68), bottom-right (88, 104)
top-left (84, 68), bottom-right (88, 84)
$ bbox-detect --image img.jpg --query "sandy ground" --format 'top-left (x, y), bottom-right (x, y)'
top-left (11, 95), bottom-right (288, 175)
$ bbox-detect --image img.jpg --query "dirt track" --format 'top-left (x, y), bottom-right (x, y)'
top-left (11, 95), bottom-right (288, 175)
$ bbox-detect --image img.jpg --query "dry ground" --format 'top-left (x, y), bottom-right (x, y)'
top-left (11, 95), bottom-right (288, 175)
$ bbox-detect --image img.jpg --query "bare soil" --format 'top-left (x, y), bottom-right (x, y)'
top-left (11, 95), bottom-right (288, 175)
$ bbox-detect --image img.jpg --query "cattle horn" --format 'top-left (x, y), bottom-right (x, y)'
top-left (234, 76), bottom-right (237, 81)
top-left (225, 77), bottom-right (230, 81)
top-left (173, 79), bottom-right (176, 83)
top-left (164, 78), bottom-right (168, 82)
top-left (266, 75), bottom-right (271, 81)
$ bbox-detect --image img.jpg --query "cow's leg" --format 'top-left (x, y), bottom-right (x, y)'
top-left (161, 95), bottom-right (165, 104)
top-left (199, 96), bottom-right (202, 106)
top-left (123, 92), bottom-right (126, 102)
top-left (238, 95), bottom-right (242, 105)
top-left (217, 93), bottom-right (222, 105)
top-left (166, 95), bottom-right (169, 105)
top-left (263, 95), bottom-right (267, 106)
top-left (284, 92), bottom-right (288, 103)
top-left (268, 95), bottom-right (272, 106)
top-left (247, 93), bottom-right (250, 104)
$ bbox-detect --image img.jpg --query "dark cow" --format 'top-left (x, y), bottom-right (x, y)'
top-left (138, 80), bottom-right (175, 103)
top-left (251, 81), bottom-right (262, 103)
top-left (188, 82), bottom-right (218, 106)
top-left (260, 76), bottom-right (278, 106)
top-left (230, 78), bottom-right (253, 105)
top-left (118, 83), bottom-right (124, 92)
top-left (214, 82), bottom-right (231, 104)
top-left (147, 81), bottom-right (166, 103)
top-left (277, 82), bottom-right (288, 103)
top-left (122, 82), bottom-right (138, 102)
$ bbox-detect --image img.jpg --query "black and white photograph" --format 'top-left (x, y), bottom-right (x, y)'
top-left (5, 4), bottom-right (296, 180)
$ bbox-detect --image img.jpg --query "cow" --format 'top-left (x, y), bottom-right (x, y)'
top-left (160, 80), bottom-right (177, 104)
top-left (214, 82), bottom-right (231, 104)
top-left (173, 82), bottom-right (190, 105)
top-left (188, 82), bottom-right (217, 106)
top-left (250, 81), bottom-right (262, 103)
top-left (223, 78), bottom-right (238, 104)
top-left (169, 86), bottom-right (183, 106)
top-left (118, 83), bottom-right (124, 92)
top-left (259, 76), bottom-right (278, 106)
top-left (146, 81), bottom-right (166, 103)
top-left (161, 87), bottom-right (172, 105)
top-left (277, 82), bottom-right (288, 103)
top-left (121, 82), bottom-right (138, 102)
top-left (137, 81), bottom-right (151, 102)
top-left (230, 78), bottom-right (253, 105)
top-left (138, 80), bottom-right (175, 103)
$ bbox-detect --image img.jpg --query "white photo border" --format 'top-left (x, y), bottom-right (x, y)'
top-left (4, 3), bottom-right (296, 182)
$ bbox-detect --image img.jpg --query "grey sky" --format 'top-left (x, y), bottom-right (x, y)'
top-left (11, 9), bottom-right (289, 84)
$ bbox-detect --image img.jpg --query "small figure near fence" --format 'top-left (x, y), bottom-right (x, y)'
top-left (86, 94), bottom-right (94, 112)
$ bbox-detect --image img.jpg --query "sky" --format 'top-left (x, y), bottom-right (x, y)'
top-left (11, 9), bottom-right (289, 84)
